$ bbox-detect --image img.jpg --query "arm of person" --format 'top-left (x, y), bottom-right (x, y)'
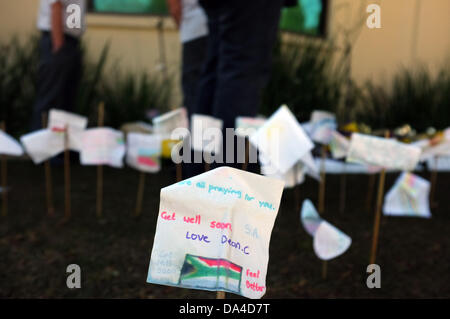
top-left (166, 0), bottom-right (182, 28)
top-left (51, 0), bottom-right (64, 53)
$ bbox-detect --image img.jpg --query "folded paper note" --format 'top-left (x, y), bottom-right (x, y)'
top-left (347, 133), bottom-right (421, 171)
top-left (153, 108), bottom-right (189, 138)
top-left (329, 131), bottom-right (350, 159)
top-left (0, 131), bottom-right (24, 156)
top-left (301, 200), bottom-right (351, 260)
top-left (235, 117), bottom-right (266, 137)
top-left (383, 172), bottom-right (431, 218)
top-left (20, 129), bottom-right (65, 164)
top-left (250, 105), bottom-right (314, 174)
top-left (48, 109), bottom-right (88, 152)
top-left (260, 158), bottom-right (305, 189)
top-left (307, 111), bottom-right (337, 145)
top-left (126, 132), bottom-right (161, 173)
top-left (191, 114), bottom-right (223, 154)
top-left (147, 166), bottom-right (285, 299)
top-left (80, 128), bottom-right (125, 168)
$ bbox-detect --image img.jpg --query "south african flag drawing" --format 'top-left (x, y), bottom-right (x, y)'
top-left (137, 149), bottom-right (158, 167)
top-left (179, 254), bottom-right (242, 294)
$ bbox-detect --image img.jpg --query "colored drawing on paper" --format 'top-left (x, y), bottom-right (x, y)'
top-left (179, 254), bottom-right (242, 294)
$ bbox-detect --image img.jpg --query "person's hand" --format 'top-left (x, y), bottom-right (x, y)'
top-left (52, 34), bottom-right (64, 53)
top-left (166, 0), bottom-right (182, 28)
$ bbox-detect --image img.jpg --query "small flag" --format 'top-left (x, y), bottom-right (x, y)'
top-left (179, 254), bottom-right (243, 294)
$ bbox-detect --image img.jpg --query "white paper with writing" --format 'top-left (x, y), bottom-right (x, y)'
top-left (153, 108), bottom-right (189, 138)
top-left (329, 131), bottom-right (350, 159)
top-left (48, 109), bottom-right (88, 152)
top-left (300, 199), bottom-right (351, 261)
top-left (235, 117), bottom-right (266, 138)
top-left (80, 128), bottom-right (125, 168)
top-left (147, 166), bottom-right (285, 299)
top-left (383, 172), bottom-right (431, 218)
top-left (307, 111), bottom-right (337, 145)
top-left (191, 114), bottom-right (223, 154)
top-left (126, 133), bottom-right (162, 173)
top-left (250, 105), bottom-right (314, 174)
top-left (20, 129), bottom-right (65, 164)
top-left (0, 131), bottom-right (24, 156)
top-left (347, 133), bottom-right (421, 171)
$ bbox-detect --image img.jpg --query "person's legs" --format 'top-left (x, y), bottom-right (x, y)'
top-left (212, 0), bottom-right (284, 130)
top-left (61, 35), bottom-right (82, 113)
top-left (31, 33), bottom-right (82, 130)
top-left (181, 35), bottom-right (208, 113)
top-left (31, 33), bottom-right (66, 130)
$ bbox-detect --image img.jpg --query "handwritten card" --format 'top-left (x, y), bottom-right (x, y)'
top-left (191, 114), bottom-right (223, 154)
top-left (260, 158), bottom-right (305, 189)
top-left (80, 128), bottom-right (125, 168)
top-left (307, 111), bottom-right (337, 145)
top-left (347, 133), bottom-right (421, 171)
top-left (329, 131), bottom-right (350, 159)
top-left (301, 200), bottom-right (352, 261)
top-left (250, 105), bottom-right (314, 174)
top-left (147, 166), bottom-right (285, 299)
top-left (153, 108), bottom-right (189, 138)
top-left (20, 129), bottom-right (65, 164)
top-left (48, 109), bottom-right (88, 152)
top-left (235, 117), bottom-right (266, 138)
top-left (383, 172), bottom-right (431, 218)
top-left (126, 132), bottom-right (162, 173)
top-left (0, 131), bottom-right (24, 156)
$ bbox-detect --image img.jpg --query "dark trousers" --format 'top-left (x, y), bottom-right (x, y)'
top-left (183, 0), bottom-right (283, 178)
top-left (31, 32), bottom-right (82, 130)
top-left (182, 36), bottom-right (208, 113)
top-left (195, 0), bottom-right (284, 129)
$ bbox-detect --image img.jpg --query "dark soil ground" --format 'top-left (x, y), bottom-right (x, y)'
top-left (0, 159), bottom-right (449, 298)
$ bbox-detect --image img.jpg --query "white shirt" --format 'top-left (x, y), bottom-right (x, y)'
top-left (180, 0), bottom-right (208, 43)
top-left (37, 0), bottom-right (86, 38)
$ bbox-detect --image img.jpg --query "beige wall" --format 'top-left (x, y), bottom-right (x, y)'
top-left (1, 0), bottom-right (449, 99)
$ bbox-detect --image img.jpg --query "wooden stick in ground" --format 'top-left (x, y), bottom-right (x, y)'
top-left (96, 102), bottom-right (105, 219)
top-left (369, 131), bottom-right (390, 265)
top-left (63, 127), bottom-right (71, 223)
top-left (241, 138), bottom-right (250, 171)
top-left (318, 145), bottom-right (327, 214)
top-left (339, 163), bottom-right (347, 214)
top-left (1, 122), bottom-right (7, 217)
top-left (134, 171), bottom-right (146, 217)
top-left (369, 168), bottom-right (386, 265)
top-left (429, 156), bottom-right (438, 208)
top-left (216, 291), bottom-right (225, 299)
top-left (366, 174), bottom-right (376, 209)
top-left (322, 259), bottom-right (328, 280)
top-left (42, 113), bottom-right (54, 216)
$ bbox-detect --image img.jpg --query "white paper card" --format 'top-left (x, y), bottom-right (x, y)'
top-left (0, 131), bottom-right (24, 156)
top-left (147, 166), bottom-right (285, 299)
top-left (235, 117), bottom-right (266, 137)
top-left (48, 109), bottom-right (88, 152)
top-left (383, 172), bottom-right (431, 218)
top-left (20, 129), bottom-right (65, 164)
top-left (347, 133), bottom-right (421, 171)
top-left (300, 199), bottom-right (351, 261)
top-left (80, 128), bottom-right (125, 168)
top-left (308, 111), bottom-right (337, 144)
top-left (329, 131), bottom-right (350, 159)
top-left (191, 114), bottom-right (223, 154)
top-left (126, 133), bottom-right (162, 173)
top-left (153, 108), bottom-right (189, 138)
top-left (250, 105), bottom-right (314, 174)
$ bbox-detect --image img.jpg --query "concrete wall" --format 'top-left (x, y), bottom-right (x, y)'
top-left (1, 0), bottom-right (449, 102)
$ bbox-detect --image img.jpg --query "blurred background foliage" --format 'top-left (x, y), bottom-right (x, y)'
top-left (0, 34), bottom-right (172, 137)
top-left (0, 33), bottom-right (449, 137)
